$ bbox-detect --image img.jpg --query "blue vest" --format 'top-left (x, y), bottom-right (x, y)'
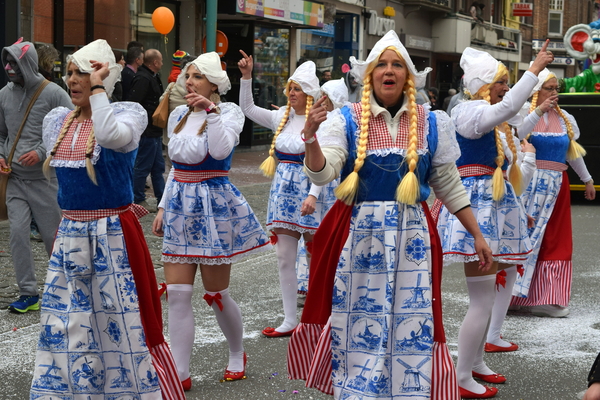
top-left (455, 130), bottom-right (508, 171)
top-left (171, 151), bottom-right (234, 186)
top-left (340, 106), bottom-right (438, 203)
top-left (57, 147), bottom-right (137, 210)
top-left (529, 134), bottom-right (569, 164)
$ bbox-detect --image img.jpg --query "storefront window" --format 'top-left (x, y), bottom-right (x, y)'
top-left (300, 24), bottom-right (334, 77)
top-left (252, 26), bottom-right (290, 142)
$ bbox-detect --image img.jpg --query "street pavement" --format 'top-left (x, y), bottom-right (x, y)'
top-left (0, 149), bottom-right (599, 399)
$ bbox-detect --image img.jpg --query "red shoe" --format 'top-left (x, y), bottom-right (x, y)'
top-left (459, 385), bottom-right (498, 399)
top-left (181, 377), bottom-right (192, 391)
top-left (484, 342), bottom-right (518, 352)
top-left (223, 352), bottom-right (247, 381)
top-left (472, 371), bottom-right (507, 384)
top-left (262, 326), bottom-right (296, 337)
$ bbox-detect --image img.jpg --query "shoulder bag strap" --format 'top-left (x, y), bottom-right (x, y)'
top-left (6, 79), bottom-right (51, 165)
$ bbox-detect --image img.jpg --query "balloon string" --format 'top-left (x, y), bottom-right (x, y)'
top-left (164, 35), bottom-right (168, 59)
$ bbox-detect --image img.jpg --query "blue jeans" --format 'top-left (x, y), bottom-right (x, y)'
top-left (133, 136), bottom-right (165, 204)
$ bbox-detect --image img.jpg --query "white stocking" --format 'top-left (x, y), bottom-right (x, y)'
top-left (167, 284), bottom-right (194, 381)
top-left (205, 288), bottom-right (245, 372)
top-left (457, 275), bottom-right (496, 394)
top-left (275, 233), bottom-right (299, 333)
top-left (486, 266), bottom-right (518, 347)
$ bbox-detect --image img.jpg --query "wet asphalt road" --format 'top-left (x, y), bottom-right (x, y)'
top-left (0, 150), bottom-right (598, 399)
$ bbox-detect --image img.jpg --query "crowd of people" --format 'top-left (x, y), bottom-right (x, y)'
top-left (0, 30), bottom-right (597, 399)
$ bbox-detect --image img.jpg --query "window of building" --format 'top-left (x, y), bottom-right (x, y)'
top-left (548, 11), bottom-right (563, 35)
top-left (548, 0), bottom-right (563, 36)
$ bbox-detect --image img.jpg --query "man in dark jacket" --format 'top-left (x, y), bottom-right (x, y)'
top-left (121, 47), bottom-right (143, 101)
top-left (128, 49), bottom-right (164, 211)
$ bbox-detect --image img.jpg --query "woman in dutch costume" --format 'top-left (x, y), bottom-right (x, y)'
top-left (31, 39), bottom-right (184, 399)
top-left (237, 52), bottom-right (338, 337)
top-left (296, 77), bottom-right (348, 302)
top-left (288, 30), bottom-right (493, 400)
top-left (510, 68), bottom-right (595, 317)
top-left (435, 43), bottom-right (554, 398)
top-left (151, 53), bottom-right (272, 390)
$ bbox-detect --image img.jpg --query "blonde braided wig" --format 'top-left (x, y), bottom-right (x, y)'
top-left (472, 64), bottom-right (522, 200)
top-left (335, 47), bottom-right (421, 205)
top-left (259, 80), bottom-right (313, 178)
top-left (528, 76), bottom-right (586, 161)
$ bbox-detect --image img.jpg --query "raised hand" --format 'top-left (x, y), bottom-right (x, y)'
top-left (521, 138), bottom-right (535, 154)
top-left (184, 92), bottom-right (212, 111)
top-left (529, 39), bottom-right (554, 75)
top-left (302, 95), bottom-right (329, 141)
top-left (539, 94), bottom-right (559, 113)
top-left (237, 50), bottom-right (254, 79)
top-left (89, 60), bottom-right (110, 86)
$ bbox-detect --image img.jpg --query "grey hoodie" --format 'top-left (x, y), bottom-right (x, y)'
top-left (0, 39), bottom-right (72, 180)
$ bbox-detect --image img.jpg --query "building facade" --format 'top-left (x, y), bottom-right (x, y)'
top-left (2, 0), bottom-right (598, 146)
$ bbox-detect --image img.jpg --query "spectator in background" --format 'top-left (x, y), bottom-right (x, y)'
top-left (0, 39), bottom-right (72, 314)
top-left (344, 70), bottom-right (362, 103)
top-left (160, 51), bottom-right (195, 170)
top-left (319, 70), bottom-right (331, 86)
top-left (428, 86), bottom-right (440, 110)
top-left (443, 88), bottom-right (457, 111)
top-left (121, 47), bottom-right (143, 101)
top-left (36, 44), bottom-right (67, 91)
top-left (111, 49), bottom-right (125, 102)
top-left (415, 86), bottom-right (430, 105)
top-left (127, 40), bottom-right (144, 51)
top-left (128, 49), bottom-right (165, 212)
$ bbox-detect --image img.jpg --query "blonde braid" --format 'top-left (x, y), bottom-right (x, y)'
top-left (43, 107), bottom-right (80, 180)
top-left (503, 121), bottom-right (523, 196)
top-left (259, 82), bottom-right (292, 178)
top-left (529, 92), bottom-right (539, 113)
top-left (395, 76), bottom-right (420, 204)
top-left (555, 105), bottom-right (586, 160)
top-left (173, 107), bottom-right (193, 133)
top-left (478, 86), bottom-right (506, 201)
top-left (84, 126), bottom-right (98, 185)
top-left (335, 74), bottom-right (372, 205)
top-left (305, 96), bottom-right (313, 120)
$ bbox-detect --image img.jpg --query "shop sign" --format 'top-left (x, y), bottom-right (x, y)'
top-left (512, 3), bottom-right (533, 17)
top-left (403, 34), bottom-right (433, 51)
top-left (237, 0), bottom-right (263, 16)
top-left (237, 0), bottom-right (324, 27)
top-left (367, 10), bottom-right (396, 36)
top-left (551, 57), bottom-right (574, 65)
top-left (532, 40), bottom-right (565, 51)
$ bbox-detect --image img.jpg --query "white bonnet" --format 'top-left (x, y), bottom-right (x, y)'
top-left (529, 63), bottom-right (556, 96)
top-left (460, 47), bottom-right (503, 96)
top-left (349, 30), bottom-right (431, 89)
top-left (287, 61), bottom-right (320, 99)
top-left (177, 52), bottom-right (231, 95)
top-left (321, 78), bottom-right (348, 109)
top-left (66, 39), bottom-right (122, 98)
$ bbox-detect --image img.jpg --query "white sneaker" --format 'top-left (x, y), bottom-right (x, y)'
top-left (531, 304), bottom-right (569, 318)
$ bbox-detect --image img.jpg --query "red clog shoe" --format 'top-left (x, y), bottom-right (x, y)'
top-left (484, 342), bottom-right (518, 352)
top-left (472, 371), bottom-right (507, 384)
top-left (223, 352), bottom-right (247, 381)
top-left (459, 385), bottom-right (498, 399)
top-left (262, 326), bottom-right (296, 337)
top-left (181, 377), bottom-right (192, 391)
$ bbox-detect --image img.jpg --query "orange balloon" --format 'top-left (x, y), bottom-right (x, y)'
top-left (152, 7), bottom-right (175, 35)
